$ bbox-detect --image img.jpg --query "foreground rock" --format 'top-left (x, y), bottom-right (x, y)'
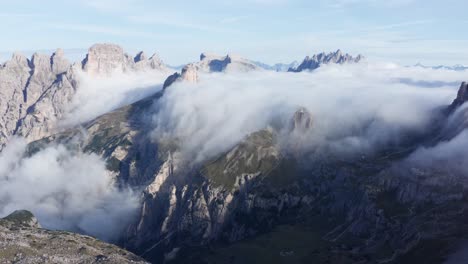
top-left (0, 210), bottom-right (148, 264)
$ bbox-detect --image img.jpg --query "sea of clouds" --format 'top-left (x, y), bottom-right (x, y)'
top-left (151, 62), bottom-right (465, 163)
top-left (0, 60), bottom-right (467, 242)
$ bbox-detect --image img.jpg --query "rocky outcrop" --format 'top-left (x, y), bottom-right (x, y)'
top-left (288, 50), bottom-right (364, 72)
top-left (162, 64), bottom-right (199, 89)
top-left (0, 210), bottom-right (149, 263)
top-left (448, 81), bottom-right (468, 112)
top-left (3, 210), bottom-right (41, 228)
top-left (82, 44), bottom-right (168, 75)
top-left (161, 53), bottom-right (257, 90)
top-left (291, 107), bottom-right (312, 132)
top-left (0, 49), bottom-right (73, 148)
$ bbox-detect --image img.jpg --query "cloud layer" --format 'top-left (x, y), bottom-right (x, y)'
top-left (152, 63), bottom-right (465, 163)
top-left (62, 69), bottom-right (169, 127)
top-left (0, 138), bottom-right (139, 241)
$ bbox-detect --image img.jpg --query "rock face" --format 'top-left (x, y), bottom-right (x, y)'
top-left (0, 43), bottom-right (169, 149)
top-left (0, 210), bottom-right (149, 264)
top-left (288, 50), bottom-right (364, 72)
top-left (0, 49), bottom-right (74, 148)
top-left (291, 107), bottom-right (312, 132)
top-left (448, 81), bottom-right (468, 112)
top-left (162, 64), bottom-right (199, 89)
top-left (82, 44), bottom-right (168, 75)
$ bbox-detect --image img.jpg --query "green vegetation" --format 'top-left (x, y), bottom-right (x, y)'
top-left (200, 129), bottom-right (280, 189)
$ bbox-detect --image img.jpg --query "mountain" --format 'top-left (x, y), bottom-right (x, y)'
top-left (0, 43), bottom-right (170, 149)
top-left (252, 61), bottom-right (299, 72)
top-left (162, 52), bottom-right (259, 88)
top-left (288, 50), bottom-right (364, 72)
top-left (25, 59), bottom-right (468, 263)
top-left (414, 63), bottom-right (468, 71)
top-left (0, 210), bottom-right (148, 263)
top-left (2, 43), bottom-right (468, 263)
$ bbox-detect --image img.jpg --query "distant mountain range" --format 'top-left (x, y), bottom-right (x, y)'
top-left (251, 61), bottom-right (299, 72)
top-left (414, 63), bottom-right (468, 71)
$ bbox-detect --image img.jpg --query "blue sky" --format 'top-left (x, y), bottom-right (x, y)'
top-left (0, 0), bottom-right (467, 65)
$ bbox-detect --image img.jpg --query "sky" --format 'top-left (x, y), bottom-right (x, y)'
top-left (0, 0), bottom-right (467, 65)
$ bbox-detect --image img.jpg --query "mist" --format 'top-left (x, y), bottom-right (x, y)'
top-left (61, 69), bottom-right (169, 127)
top-left (0, 138), bottom-right (139, 242)
top-left (151, 62), bottom-right (465, 163)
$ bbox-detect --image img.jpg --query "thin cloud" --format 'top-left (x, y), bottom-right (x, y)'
top-left (46, 23), bottom-right (160, 38)
top-left (126, 15), bottom-right (237, 34)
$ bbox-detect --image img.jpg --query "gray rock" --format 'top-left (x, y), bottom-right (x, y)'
top-left (288, 49), bottom-right (364, 72)
top-left (0, 210), bottom-right (149, 263)
top-left (0, 43), bottom-right (169, 149)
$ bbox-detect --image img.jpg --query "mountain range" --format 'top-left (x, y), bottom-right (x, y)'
top-left (414, 63), bottom-right (468, 71)
top-left (1, 43), bottom-right (467, 264)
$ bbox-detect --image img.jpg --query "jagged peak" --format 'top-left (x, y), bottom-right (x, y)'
top-left (448, 82), bottom-right (468, 112)
top-left (134, 51), bottom-right (146, 62)
top-left (291, 107), bottom-right (312, 132)
top-left (162, 63), bottom-right (199, 89)
top-left (148, 53), bottom-right (163, 65)
top-left (6, 52), bottom-right (29, 67)
top-left (52, 48), bottom-right (64, 57)
top-left (289, 50), bottom-right (364, 72)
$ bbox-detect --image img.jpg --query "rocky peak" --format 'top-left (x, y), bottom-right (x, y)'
top-left (291, 107), bottom-right (312, 132)
top-left (448, 82), bottom-right (468, 112)
top-left (51, 48), bottom-right (69, 74)
top-left (31, 52), bottom-right (51, 70)
top-left (82, 43), bottom-right (126, 75)
top-left (289, 50), bottom-right (364, 72)
top-left (147, 53), bottom-right (164, 69)
top-left (162, 64), bottom-right (199, 89)
top-left (134, 51), bottom-right (147, 63)
top-left (181, 64), bottom-right (199, 83)
top-left (4, 52), bottom-right (30, 69)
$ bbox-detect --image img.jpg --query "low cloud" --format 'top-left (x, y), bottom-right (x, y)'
top-left (62, 69), bottom-right (168, 127)
top-left (151, 62), bottom-right (465, 163)
top-left (0, 138), bottom-right (139, 242)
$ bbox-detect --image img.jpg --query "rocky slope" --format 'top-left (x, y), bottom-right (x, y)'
top-left (0, 43), bottom-right (169, 149)
top-left (0, 210), bottom-right (148, 264)
top-left (288, 50), bottom-right (364, 72)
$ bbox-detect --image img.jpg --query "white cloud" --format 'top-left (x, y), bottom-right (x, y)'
top-left (151, 63), bottom-right (465, 163)
top-left (61, 69), bottom-right (169, 127)
top-left (0, 138), bottom-right (139, 241)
